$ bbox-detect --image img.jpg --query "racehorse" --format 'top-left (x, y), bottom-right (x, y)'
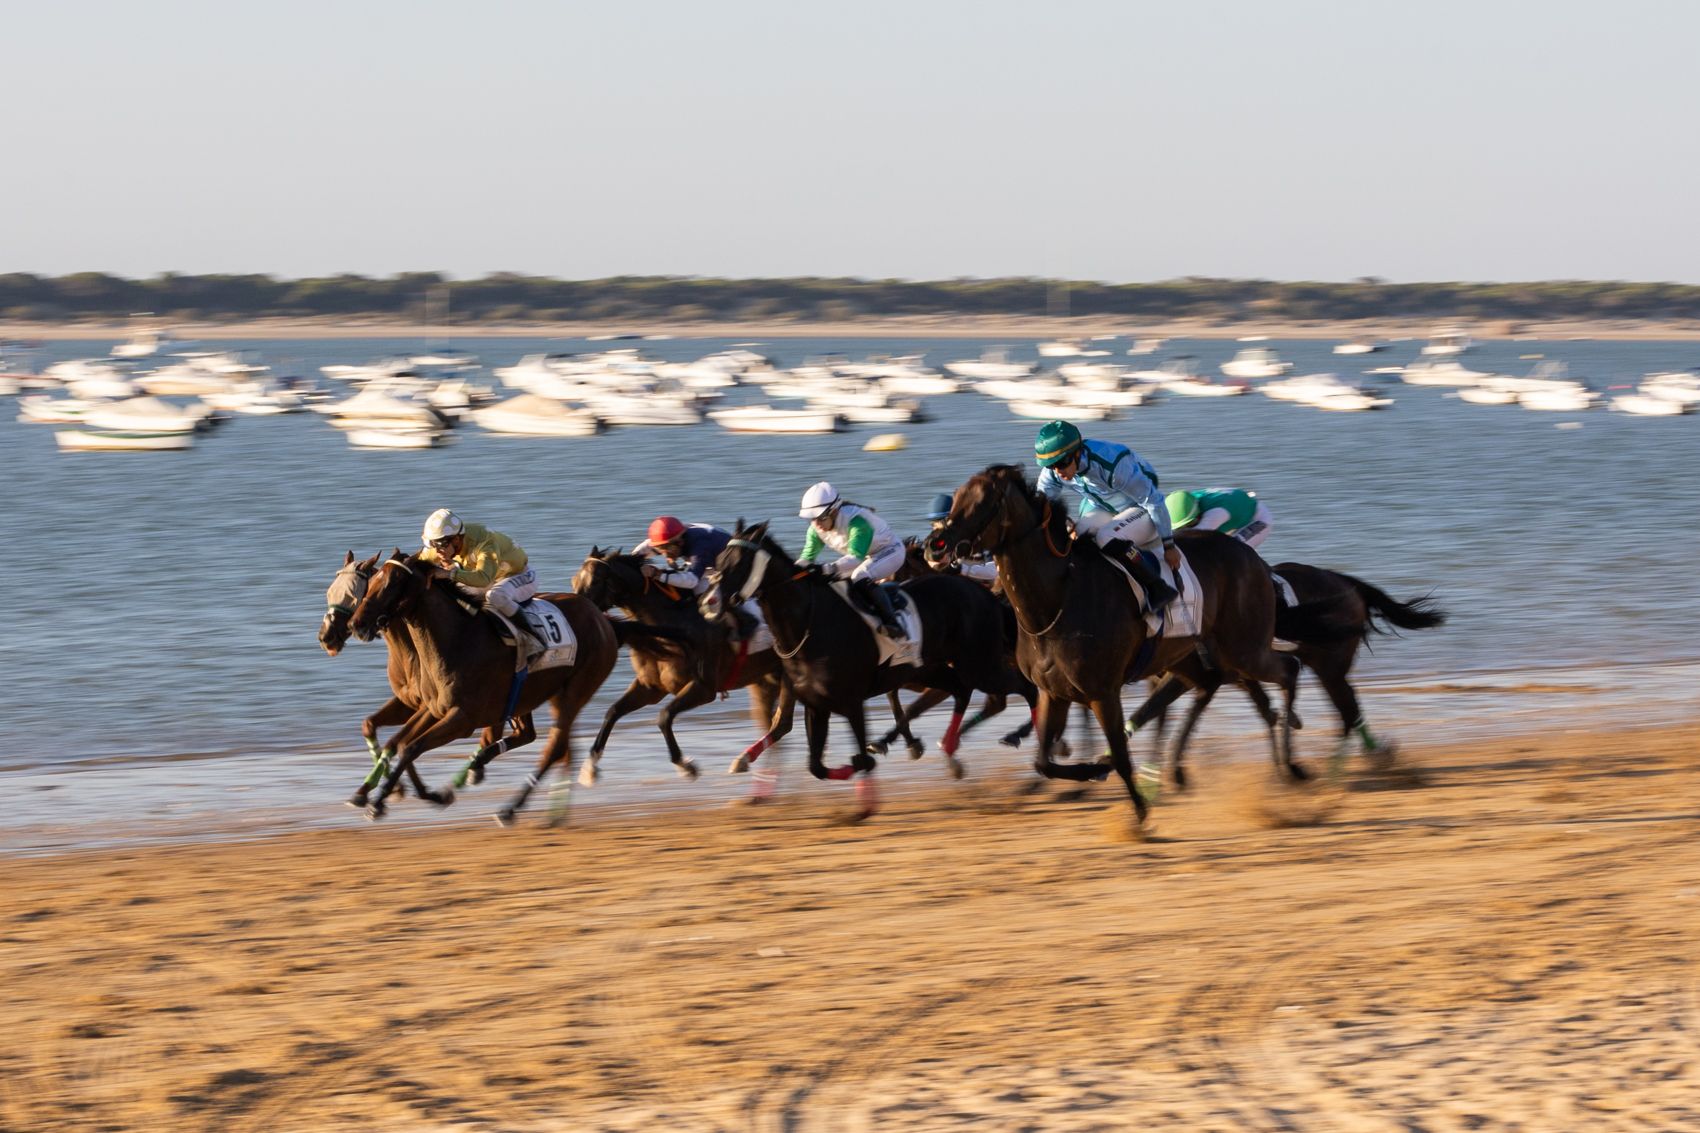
top-left (928, 464), bottom-right (1320, 832)
top-left (701, 522), bottom-right (1033, 816)
top-left (572, 547), bottom-right (795, 790)
top-left (320, 550), bottom-right (535, 807)
top-left (1150, 563), bottom-right (1446, 787)
top-left (349, 549), bottom-right (637, 824)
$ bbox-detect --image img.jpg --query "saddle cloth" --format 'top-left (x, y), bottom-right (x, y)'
top-left (1105, 549), bottom-right (1204, 639)
top-left (1270, 571), bottom-right (1299, 608)
top-left (489, 600), bottom-right (577, 673)
top-left (829, 580), bottom-right (924, 668)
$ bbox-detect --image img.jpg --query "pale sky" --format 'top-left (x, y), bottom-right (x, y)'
top-left (4, 0), bottom-right (1697, 282)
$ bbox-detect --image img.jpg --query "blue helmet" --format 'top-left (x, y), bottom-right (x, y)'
top-left (924, 492), bottom-right (954, 521)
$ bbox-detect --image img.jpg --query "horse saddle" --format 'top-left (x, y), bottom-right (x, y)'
top-left (1101, 550), bottom-right (1204, 640)
top-left (827, 580), bottom-right (924, 668)
top-left (486, 599), bottom-right (578, 673)
top-left (846, 581), bottom-right (910, 619)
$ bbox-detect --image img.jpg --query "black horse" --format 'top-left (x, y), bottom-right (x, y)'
top-left (702, 522), bottom-right (1034, 816)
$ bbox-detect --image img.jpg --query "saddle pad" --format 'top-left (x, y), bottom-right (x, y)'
top-left (1270, 571), bottom-right (1299, 608)
top-left (829, 580), bottom-right (924, 668)
top-left (493, 602), bottom-right (577, 672)
top-left (1105, 551), bottom-right (1203, 639)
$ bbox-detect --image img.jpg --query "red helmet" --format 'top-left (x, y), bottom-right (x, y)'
top-left (648, 516), bottom-right (686, 546)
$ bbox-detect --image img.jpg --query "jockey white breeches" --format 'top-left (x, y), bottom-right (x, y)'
top-left (1234, 501), bottom-right (1273, 549)
top-left (483, 567), bottom-right (539, 616)
top-left (845, 541), bottom-right (906, 583)
top-left (1075, 504), bottom-right (1164, 555)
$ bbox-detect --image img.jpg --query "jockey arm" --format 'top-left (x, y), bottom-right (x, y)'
top-left (419, 527), bottom-right (527, 588)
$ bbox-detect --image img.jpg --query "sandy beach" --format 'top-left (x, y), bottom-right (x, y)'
top-left (10, 316), bottom-right (1700, 343)
top-left (5, 721), bottom-right (1697, 1131)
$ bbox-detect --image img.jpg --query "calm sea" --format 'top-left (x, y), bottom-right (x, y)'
top-left (2, 334), bottom-right (1695, 849)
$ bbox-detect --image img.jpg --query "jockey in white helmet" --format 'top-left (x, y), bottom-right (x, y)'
top-left (797, 481), bottom-right (905, 638)
top-left (419, 508), bottom-right (544, 660)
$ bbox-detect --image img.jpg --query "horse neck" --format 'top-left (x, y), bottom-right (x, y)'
top-left (992, 499), bottom-right (1072, 631)
top-left (750, 555), bottom-right (812, 639)
top-left (617, 582), bottom-right (692, 627)
top-left (398, 584), bottom-right (483, 685)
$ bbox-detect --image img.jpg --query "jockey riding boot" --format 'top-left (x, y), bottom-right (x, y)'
top-left (854, 578), bottom-right (905, 639)
top-left (1103, 539), bottom-right (1177, 613)
top-left (730, 603), bottom-right (759, 643)
top-left (492, 603), bottom-right (545, 663)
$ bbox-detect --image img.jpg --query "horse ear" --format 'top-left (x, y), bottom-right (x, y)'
top-left (344, 550), bottom-right (355, 565)
top-left (589, 544), bottom-right (600, 558)
top-left (735, 515), bottom-right (745, 532)
top-left (392, 547), bottom-right (404, 560)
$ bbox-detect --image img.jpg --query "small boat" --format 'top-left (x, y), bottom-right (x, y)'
top-left (82, 396), bottom-right (210, 434)
top-left (55, 429), bottom-right (194, 451)
top-left (1309, 390), bottom-right (1393, 411)
top-left (1400, 360), bottom-right (1491, 386)
top-left (1125, 338), bottom-right (1164, 356)
top-left (1007, 399), bottom-right (1115, 422)
top-left (1456, 386), bottom-right (1519, 406)
top-left (345, 426), bottom-right (453, 449)
top-left (110, 328), bottom-right (192, 359)
top-left (1518, 387), bottom-right (1600, 412)
top-left (1220, 347), bottom-right (1292, 380)
top-left (1640, 370), bottom-right (1700, 405)
top-left (1421, 327), bottom-right (1473, 356)
top-left (863, 433), bottom-right (908, 452)
top-left (707, 406), bottom-right (844, 434)
top-left (1611, 394), bottom-right (1691, 416)
top-left (471, 394), bottom-right (604, 436)
top-left (1037, 339), bottom-right (1086, 358)
top-left (318, 388), bottom-right (450, 428)
top-left (815, 399), bottom-right (928, 424)
top-left (409, 349), bottom-right (481, 368)
top-left (1332, 337), bottom-right (1383, 355)
top-left (580, 394), bottom-right (701, 427)
top-left (944, 348), bottom-right (1037, 381)
top-left (17, 395), bottom-right (99, 424)
top-left (1262, 374), bottom-right (1388, 409)
top-left (1056, 362), bottom-right (1126, 389)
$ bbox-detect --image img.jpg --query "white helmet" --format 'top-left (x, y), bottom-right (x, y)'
top-left (422, 508), bottom-right (464, 543)
top-left (798, 481), bottom-right (840, 519)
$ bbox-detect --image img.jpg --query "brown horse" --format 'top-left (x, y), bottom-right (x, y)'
top-left (1150, 564), bottom-right (1446, 788)
top-left (319, 551), bottom-right (536, 807)
top-left (702, 522), bottom-right (1034, 815)
top-left (349, 550), bottom-right (625, 824)
top-left (928, 464), bottom-right (1317, 831)
top-left (572, 548), bottom-right (796, 790)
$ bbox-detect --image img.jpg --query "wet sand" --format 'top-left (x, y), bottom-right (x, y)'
top-left (4, 722), bottom-right (1698, 1131)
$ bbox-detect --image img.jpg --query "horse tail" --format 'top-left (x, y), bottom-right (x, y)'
top-left (1343, 574), bottom-right (1448, 635)
top-left (611, 621), bottom-right (694, 660)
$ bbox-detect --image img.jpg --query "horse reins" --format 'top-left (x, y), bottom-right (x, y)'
top-left (725, 538), bottom-right (813, 659)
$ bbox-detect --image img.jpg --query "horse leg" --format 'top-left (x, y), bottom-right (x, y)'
top-left (872, 688), bottom-right (945, 756)
top-left (938, 688), bottom-right (972, 780)
top-left (1312, 657), bottom-right (1385, 773)
top-left (581, 680), bottom-right (664, 787)
top-left (360, 697), bottom-right (414, 797)
top-left (733, 681), bottom-right (782, 799)
top-left (350, 704), bottom-right (431, 808)
top-left (367, 708), bottom-right (472, 819)
top-left (841, 704), bottom-right (881, 820)
top-left (454, 713), bottom-right (537, 790)
top-left (1266, 654), bottom-right (1306, 782)
top-left (999, 679), bottom-right (1041, 748)
top-left (803, 703), bottom-right (833, 780)
top-left (657, 679), bottom-right (715, 781)
top-left (494, 723), bottom-right (573, 827)
top-left (1089, 695), bottom-right (1150, 830)
top-left (1031, 691), bottom-right (1100, 781)
top-left (1165, 683), bottom-right (1220, 793)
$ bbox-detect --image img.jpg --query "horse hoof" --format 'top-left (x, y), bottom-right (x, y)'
top-left (946, 757), bottom-right (966, 781)
top-left (1290, 711), bottom-right (1304, 731)
top-left (578, 761), bottom-right (600, 788)
top-left (1054, 739), bottom-right (1072, 761)
top-left (429, 788), bottom-right (455, 809)
top-left (493, 808), bottom-right (516, 827)
top-left (678, 760), bottom-right (701, 782)
top-left (865, 740), bottom-right (890, 757)
top-left (1089, 764), bottom-right (1114, 783)
top-left (905, 739), bottom-right (926, 760)
top-left (1367, 741), bottom-right (1400, 771)
top-left (851, 753), bottom-right (879, 775)
top-left (1287, 760), bottom-right (1312, 783)
top-left (346, 793), bottom-right (368, 809)
top-left (365, 802), bottom-right (387, 822)
top-left (1171, 766), bottom-right (1190, 792)
top-left (471, 765), bottom-right (486, 786)
top-left (728, 755), bottom-right (751, 775)
top-left (998, 731), bottom-right (1023, 748)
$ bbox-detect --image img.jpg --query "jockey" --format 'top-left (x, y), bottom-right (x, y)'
top-left (633, 516), bottom-right (729, 596)
top-left (798, 481), bottom-right (905, 639)
top-left (1166, 488), bottom-right (1273, 549)
top-left (925, 491), bottom-right (998, 586)
top-left (1032, 420), bottom-right (1178, 612)
top-left (418, 508), bottom-right (544, 659)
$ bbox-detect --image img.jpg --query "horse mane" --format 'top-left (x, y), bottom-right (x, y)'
top-left (732, 521), bottom-right (794, 563)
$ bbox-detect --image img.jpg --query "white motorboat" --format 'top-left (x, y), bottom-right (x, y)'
top-left (471, 394), bottom-right (604, 436)
top-left (707, 406), bottom-right (844, 434)
top-left (0, 375), bottom-right (17, 396)
top-left (55, 428), bottom-right (194, 451)
top-left (1610, 394), bottom-right (1690, 416)
top-left (1400, 360), bottom-right (1491, 386)
top-left (1260, 373), bottom-right (1378, 404)
top-left (1640, 370), bottom-right (1700, 405)
top-left (1006, 399), bottom-right (1115, 422)
top-left (1519, 387), bottom-right (1600, 412)
top-left (1309, 390), bottom-right (1393, 411)
top-left (1125, 338), bottom-right (1164, 356)
top-left (318, 388), bottom-right (449, 428)
top-left (813, 399), bottom-right (928, 424)
top-left (82, 396), bottom-right (211, 434)
top-left (409, 349), bottom-right (480, 369)
top-left (1421, 327), bottom-right (1473, 356)
top-left (1332, 337), bottom-right (1383, 355)
top-left (1166, 375), bottom-right (1247, 397)
top-left (1056, 362), bottom-right (1127, 389)
top-left (945, 348), bottom-right (1037, 381)
top-left (1456, 386), bottom-right (1519, 405)
top-left (45, 359), bottom-right (140, 400)
top-left (1220, 347), bottom-right (1292, 380)
top-left (110, 328), bottom-right (191, 359)
top-left (136, 362), bottom-right (239, 398)
top-left (1037, 339), bottom-right (1087, 358)
top-left (345, 426), bottom-right (452, 449)
top-left (321, 357), bottom-right (417, 385)
top-left (580, 393), bottom-right (701, 427)
top-left (17, 395), bottom-right (99, 424)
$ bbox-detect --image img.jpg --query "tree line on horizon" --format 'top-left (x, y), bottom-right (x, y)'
top-left (2, 272), bottom-right (1698, 324)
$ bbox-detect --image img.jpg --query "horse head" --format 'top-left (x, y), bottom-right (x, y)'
top-left (701, 518), bottom-right (784, 621)
top-left (350, 548), bottom-right (431, 642)
top-left (573, 545), bottom-right (646, 612)
top-left (928, 464), bottom-right (1039, 565)
top-left (320, 550), bottom-right (380, 656)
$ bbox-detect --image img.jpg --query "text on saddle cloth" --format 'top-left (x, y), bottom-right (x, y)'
top-left (491, 601), bottom-right (577, 672)
top-left (827, 580), bottom-right (925, 668)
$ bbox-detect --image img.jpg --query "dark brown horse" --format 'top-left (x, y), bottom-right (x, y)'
top-left (1149, 564), bottom-right (1445, 787)
top-left (572, 548), bottom-right (796, 790)
top-left (928, 464), bottom-right (1317, 832)
top-left (319, 551), bottom-right (536, 806)
top-left (349, 550), bottom-right (626, 824)
top-left (702, 522), bottom-right (1033, 815)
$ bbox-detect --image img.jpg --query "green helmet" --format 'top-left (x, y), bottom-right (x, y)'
top-left (1034, 420), bottom-right (1082, 468)
top-left (1165, 490), bottom-right (1201, 529)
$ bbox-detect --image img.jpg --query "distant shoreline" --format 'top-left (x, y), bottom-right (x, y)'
top-left (9, 316), bottom-right (1700, 343)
